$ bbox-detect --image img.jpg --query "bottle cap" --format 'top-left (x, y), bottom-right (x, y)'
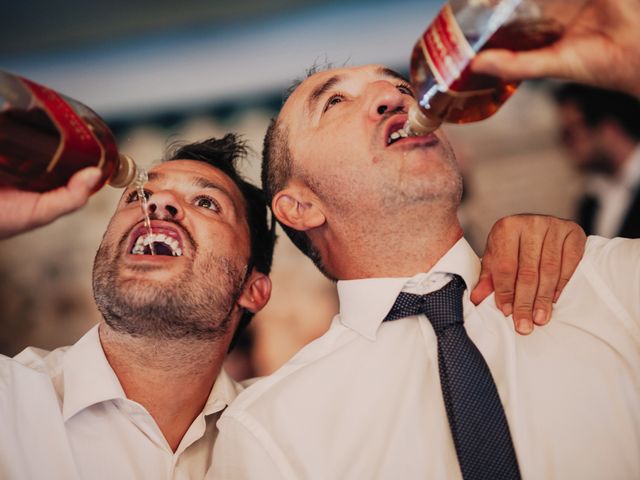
top-left (407, 104), bottom-right (442, 135)
top-left (109, 154), bottom-right (138, 188)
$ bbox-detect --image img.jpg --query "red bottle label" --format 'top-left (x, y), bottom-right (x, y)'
top-left (422, 4), bottom-right (476, 92)
top-left (19, 78), bottom-right (105, 173)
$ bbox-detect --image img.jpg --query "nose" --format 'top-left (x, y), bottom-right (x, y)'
top-left (147, 190), bottom-right (184, 220)
top-left (367, 80), bottom-right (407, 120)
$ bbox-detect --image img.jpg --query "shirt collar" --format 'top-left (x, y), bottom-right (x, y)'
top-left (62, 325), bottom-right (242, 421)
top-left (62, 324), bottom-right (127, 421)
top-left (336, 237), bottom-right (481, 341)
top-left (202, 368), bottom-right (242, 416)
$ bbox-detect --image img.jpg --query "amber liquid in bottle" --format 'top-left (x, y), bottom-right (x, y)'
top-left (0, 105), bottom-right (127, 192)
top-left (0, 72), bottom-right (136, 192)
top-left (410, 18), bottom-right (563, 128)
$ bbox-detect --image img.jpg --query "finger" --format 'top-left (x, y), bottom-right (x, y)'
top-left (470, 255), bottom-right (495, 305)
top-left (554, 226), bottom-right (587, 302)
top-left (489, 229), bottom-right (521, 317)
top-left (512, 222), bottom-right (547, 335)
top-left (532, 222), bottom-right (564, 325)
top-left (471, 48), bottom-right (569, 81)
top-left (30, 167), bottom-right (101, 228)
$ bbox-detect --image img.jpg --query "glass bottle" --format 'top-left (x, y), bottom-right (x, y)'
top-left (0, 70), bottom-right (137, 192)
top-left (406, 0), bottom-right (589, 134)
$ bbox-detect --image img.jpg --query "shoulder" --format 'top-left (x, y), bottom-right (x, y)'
top-left (582, 235), bottom-right (640, 264)
top-left (0, 345), bottom-right (69, 401)
top-left (224, 317), bottom-right (349, 417)
top-left (12, 344), bottom-right (69, 377)
top-left (579, 236), bottom-right (640, 288)
top-left (575, 236), bottom-right (640, 325)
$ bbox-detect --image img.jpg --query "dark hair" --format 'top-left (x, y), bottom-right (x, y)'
top-left (554, 83), bottom-right (640, 140)
top-left (262, 66), bottom-right (336, 280)
top-left (165, 133), bottom-right (276, 349)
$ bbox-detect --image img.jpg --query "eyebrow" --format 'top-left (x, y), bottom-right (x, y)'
top-left (146, 170), bottom-right (239, 215)
top-left (305, 67), bottom-right (412, 117)
top-left (377, 66), bottom-right (410, 84)
top-left (306, 74), bottom-right (343, 115)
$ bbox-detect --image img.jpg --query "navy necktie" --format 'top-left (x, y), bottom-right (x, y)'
top-left (384, 274), bottom-right (521, 480)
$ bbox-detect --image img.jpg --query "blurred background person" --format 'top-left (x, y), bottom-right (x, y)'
top-left (554, 84), bottom-right (640, 238)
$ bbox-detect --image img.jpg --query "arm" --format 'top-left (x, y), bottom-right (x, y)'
top-left (0, 167), bottom-right (100, 240)
top-left (470, 215), bottom-right (586, 334)
top-left (471, 0), bottom-right (640, 96)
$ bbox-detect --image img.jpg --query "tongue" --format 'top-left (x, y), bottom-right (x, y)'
top-left (145, 242), bottom-right (173, 256)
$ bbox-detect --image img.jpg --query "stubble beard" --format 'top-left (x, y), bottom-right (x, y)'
top-left (92, 239), bottom-right (246, 342)
top-left (310, 141), bottom-right (463, 219)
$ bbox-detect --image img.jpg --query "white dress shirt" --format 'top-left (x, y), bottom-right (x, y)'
top-left (589, 146), bottom-right (640, 238)
top-left (0, 325), bottom-right (241, 480)
top-left (211, 236), bottom-right (640, 480)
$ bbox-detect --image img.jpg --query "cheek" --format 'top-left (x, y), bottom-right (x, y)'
top-left (200, 223), bottom-right (251, 261)
top-left (301, 123), bottom-right (369, 170)
top-left (101, 216), bottom-right (130, 248)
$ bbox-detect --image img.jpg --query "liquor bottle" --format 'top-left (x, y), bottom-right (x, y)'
top-left (0, 70), bottom-right (137, 192)
top-left (406, 0), bottom-right (589, 134)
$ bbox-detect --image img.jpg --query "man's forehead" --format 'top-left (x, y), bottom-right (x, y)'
top-left (148, 160), bottom-right (244, 203)
top-left (282, 64), bottom-right (408, 118)
top-left (150, 159), bottom-right (223, 181)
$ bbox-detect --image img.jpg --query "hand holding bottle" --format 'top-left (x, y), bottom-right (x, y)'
top-left (471, 0), bottom-right (640, 96)
top-left (0, 166), bottom-right (101, 239)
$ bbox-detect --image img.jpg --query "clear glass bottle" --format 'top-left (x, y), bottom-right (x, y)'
top-left (0, 70), bottom-right (137, 192)
top-left (407, 0), bottom-right (589, 134)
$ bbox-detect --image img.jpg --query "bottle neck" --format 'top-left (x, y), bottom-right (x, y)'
top-left (407, 104), bottom-right (442, 135)
top-left (109, 154), bottom-right (138, 188)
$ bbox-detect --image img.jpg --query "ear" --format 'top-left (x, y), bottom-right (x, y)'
top-left (272, 182), bottom-right (326, 232)
top-left (237, 270), bottom-right (272, 314)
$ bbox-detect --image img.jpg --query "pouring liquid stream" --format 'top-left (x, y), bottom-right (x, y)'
top-left (136, 169), bottom-right (155, 255)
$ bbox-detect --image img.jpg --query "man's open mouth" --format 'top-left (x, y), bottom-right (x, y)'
top-left (384, 116), bottom-right (416, 146)
top-left (129, 225), bottom-right (184, 257)
top-left (387, 126), bottom-right (413, 145)
top-left (384, 115), bottom-right (438, 148)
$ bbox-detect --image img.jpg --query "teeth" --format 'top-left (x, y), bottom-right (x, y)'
top-left (131, 233), bottom-right (182, 257)
top-left (388, 127), bottom-right (411, 145)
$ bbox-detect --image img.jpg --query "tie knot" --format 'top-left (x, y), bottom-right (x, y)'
top-left (384, 274), bottom-right (467, 333)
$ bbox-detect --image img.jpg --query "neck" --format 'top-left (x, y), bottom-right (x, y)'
top-left (318, 203), bottom-right (463, 279)
top-left (99, 322), bottom-right (229, 452)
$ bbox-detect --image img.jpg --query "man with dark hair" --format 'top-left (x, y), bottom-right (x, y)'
top-left (211, 65), bottom-right (639, 479)
top-left (0, 134), bottom-right (274, 479)
top-left (554, 83), bottom-right (640, 238)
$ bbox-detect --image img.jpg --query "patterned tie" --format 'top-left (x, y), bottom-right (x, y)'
top-left (384, 274), bottom-right (521, 480)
